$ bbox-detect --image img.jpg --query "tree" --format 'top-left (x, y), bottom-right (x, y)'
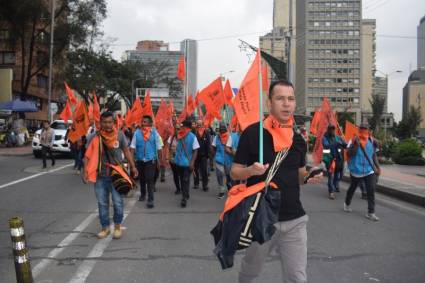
top-left (368, 95), bottom-right (386, 131)
top-left (395, 106), bottom-right (423, 139)
top-left (0, 0), bottom-right (107, 99)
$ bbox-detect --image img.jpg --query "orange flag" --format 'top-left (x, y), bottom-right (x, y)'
top-left (68, 101), bottom-right (90, 143)
top-left (116, 113), bottom-right (123, 130)
top-left (130, 96), bottom-right (143, 126)
top-left (59, 100), bottom-right (72, 122)
top-left (92, 93), bottom-right (101, 129)
top-left (262, 62), bottom-right (269, 92)
top-left (156, 99), bottom-right (174, 140)
top-left (312, 97), bottom-right (336, 164)
top-left (142, 91), bottom-right (154, 120)
top-left (234, 49), bottom-right (261, 131)
top-left (64, 82), bottom-right (78, 106)
top-left (345, 120), bottom-right (359, 142)
top-left (124, 111), bottom-right (133, 128)
top-left (310, 109), bottom-right (321, 136)
top-left (177, 56), bottom-right (186, 81)
top-left (187, 95), bottom-right (195, 116)
top-left (177, 108), bottom-right (187, 124)
top-left (223, 80), bottom-right (234, 106)
top-left (198, 77), bottom-right (224, 119)
top-left (88, 103), bottom-right (93, 120)
top-left (168, 100), bottom-right (175, 116)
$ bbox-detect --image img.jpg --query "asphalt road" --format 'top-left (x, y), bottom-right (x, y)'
top-left (0, 155), bottom-right (424, 283)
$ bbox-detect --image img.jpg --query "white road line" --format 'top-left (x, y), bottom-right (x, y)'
top-left (32, 213), bottom-right (98, 278)
top-left (0, 163), bottom-right (73, 189)
top-left (68, 199), bottom-right (137, 283)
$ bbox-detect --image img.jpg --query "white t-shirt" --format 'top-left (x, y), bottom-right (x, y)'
top-left (130, 129), bottom-right (163, 150)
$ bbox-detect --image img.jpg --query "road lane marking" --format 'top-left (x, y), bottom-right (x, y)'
top-left (0, 163), bottom-right (73, 189)
top-left (32, 213), bottom-right (98, 278)
top-left (68, 199), bottom-right (137, 283)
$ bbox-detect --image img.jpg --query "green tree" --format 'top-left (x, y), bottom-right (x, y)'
top-left (368, 95), bottom-right (386, 131)
top-left (395, 106), bottom-right (423, 139)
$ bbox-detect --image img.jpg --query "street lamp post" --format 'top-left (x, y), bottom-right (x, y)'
top-left (47, 0), bottom-right (56, 122)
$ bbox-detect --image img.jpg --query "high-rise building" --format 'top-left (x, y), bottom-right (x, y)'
top-left (295, 0), bottom-right (363, 124)
top-left (373, 76), bottom-right (388, 112)
top-left (418, 16), bottom-right (425, 70)
top-left (136, 40), bottom-right (169, 51)
top-left (180, 39), bottom-right (198, 98)
top-left (360, 19), bottom-right (376, 113)
top-left (403, 70), bottom-right (425, 137)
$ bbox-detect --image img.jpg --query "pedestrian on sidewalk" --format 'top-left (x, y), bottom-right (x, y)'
top-left (322, 124), bottom-right (347, 199)
top-left (344, 123), bottom-right (381, 221)
top-left (167, 123), bottom-right (182, 195)
top-left (230, 80), bottom-right (321, 283)
top-left (171, 119), bottom-right (199, 207)
top-left (194, 119), bottom-right (210, 191)
top-left (84, 111), bottom-right (138, 239)
top-left (40, 121), bottom-right (55, 169)
top-left (212, 122), bottom-right (233, 199)
top-left (130, 115), bottom-right (162, 208)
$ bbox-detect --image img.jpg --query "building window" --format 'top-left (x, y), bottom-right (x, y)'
top-left (0, 30), bottom-right (10, 40)
top-left (37, 75), bottom-right (48, 89)
top-left (0, 52), bottom-right (16, 64)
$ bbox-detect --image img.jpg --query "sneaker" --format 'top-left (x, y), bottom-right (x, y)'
top-left (174, 190), bottom-right (181, 195)
top-left (193, 185), bottom-right (199, 190)
top-left (97, 227), bottom-right (110, 239)
top-left (343, 203), bottom-right (352, 212)
top-left (180, 199), bottom-right (187, 208)
top-left (335, 188), bottom-right (340, 193)
top-left (138, 195), bottom-right (145, 202)
top-left (218, 193), bottom-right (225, 199)
top-left (147, 200), bottom-right (154, 209)
top-left (113, 224), bottom-right (122, 239)
top-left (328, 193), bottom-right (336, 200)
top-left (365, 213), bottom-right (379, 222)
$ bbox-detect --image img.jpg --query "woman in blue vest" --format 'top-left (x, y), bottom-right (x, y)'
top-left (172, 119), bottom-right (199, 207)
top-left (212, 122), bottom-right (233, 199)
top-left (130, 115), bottom-right (162, 208)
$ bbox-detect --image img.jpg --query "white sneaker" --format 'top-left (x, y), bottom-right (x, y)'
top-left (365, 213), bottom-right (379, 222)
top-left (343, 203), bottom-right (352, 212)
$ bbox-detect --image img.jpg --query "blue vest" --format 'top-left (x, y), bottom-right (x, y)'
top-left (135, 128), bottom-right (158, 162)
top-left (214, 136), bottom-right (232, 166)
top-left (348, 139), bottom-right (375, 176)
top-left (230, 132), bottom-right (240, 151)
top-left (174, 132), bottom-right (196, 167)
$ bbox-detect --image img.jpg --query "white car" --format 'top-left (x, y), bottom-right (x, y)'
top-left (32, 120), bottom-right (73, 158)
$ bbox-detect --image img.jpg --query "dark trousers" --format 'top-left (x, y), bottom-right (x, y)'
top-left (137, 160), bottom-right (156, 202)
top-left (170, 162), bottom-right (181, 193)
top-left (345, 174), bottom-right (377, 213)
top-left (41, 145), bottom-right (55, 167)
top-left (176, 165), bottom-right (191, 200)
top-left (194, 156), bottom-right (208, 189)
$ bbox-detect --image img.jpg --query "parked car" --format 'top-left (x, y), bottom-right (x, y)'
top-left (32, 120), bottom-right (72, 158)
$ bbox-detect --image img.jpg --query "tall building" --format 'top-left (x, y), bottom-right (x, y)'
top-left (360, 19), bottom-right (376, 113)
top-left (402, 70), bottom-right (425, 137)
top-left (123, 49), bottom-right (185, 112)
top-left (180, 39), bottom-right (198, 98)
top-left (418, 16), bottom-right (425, 70)
top-left (136, 40), bottom-right (169, 51)
top-left (373, 76), bottom-right (388, 113)
top-left (295, 0), bottom-right (363, 124)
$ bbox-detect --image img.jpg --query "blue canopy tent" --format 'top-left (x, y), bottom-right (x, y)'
top-left (0, 99), bottom-right (38, 112)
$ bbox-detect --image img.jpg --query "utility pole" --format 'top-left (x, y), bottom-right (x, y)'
top-left (47, 0), bottom-right (55, 123)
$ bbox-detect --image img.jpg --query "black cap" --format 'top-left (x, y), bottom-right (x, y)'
top-left (327, 124), bottom-right (335, 130)
top-left (182, 119), bottom-right (192, 128)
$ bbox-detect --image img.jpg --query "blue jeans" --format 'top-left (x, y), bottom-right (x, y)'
top-left (94, 177), bottom-right (124, 227)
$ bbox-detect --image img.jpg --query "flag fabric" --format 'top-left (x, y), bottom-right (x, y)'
top-left (187, 95), bottom-right (196, 116)
top-left (176, 109), bottom-right (187, 124)
top-left (169, 100), bottom-right (175, 117)
top-left (59, 100), bottom-right (72, 122)
top-left (177, 56), bottom-right (186, 81)
top-left (203, 111), bottom-right (216, 128)
top-left (198, 77), bottom-right (225, 120)
top-left (155, 99), bottom-right (174, 141)
top-left (233, 49), bottom-right (261, 131)
top-left (88, 103), bottom-right (93, 120)
top-left (344, 120), bottom-right (359, 142)
top-left (130, 96), bottom-right (143, 126)
top-left (116, 113), bottom-right (123, 130)
top-left (142, 91), bottom-right (154, 120)
top-left (68, 101), bottom-right (90, 143)
top-left (310, 109), bottom-right (321, 136)
top-left (92, 93), bottom-right (101, 130)
top-left (64, 82), bottom-right (78, 106)
top-left (262, 62), bottom-right (269, 92)
top-left (223, 80), bottom-right (234, 106)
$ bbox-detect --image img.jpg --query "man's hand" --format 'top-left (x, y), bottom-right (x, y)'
top-left (82, 170), bottom-right (88, 184)
top-left (189, 161), bottom-right (195, 171)
top-left (248, 162), bottom-right (269, 177)
top-left (375, 167), bottom-right (381, 176)
top-left (130, 166), bottom-right (139, 178)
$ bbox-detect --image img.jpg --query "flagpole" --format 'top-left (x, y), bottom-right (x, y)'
top-left (257, 49), bottom-right (264, 164)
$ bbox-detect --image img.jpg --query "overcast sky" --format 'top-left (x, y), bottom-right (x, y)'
top-left (102, 0), bottom-right (425, 121)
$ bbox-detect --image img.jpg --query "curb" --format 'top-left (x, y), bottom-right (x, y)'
top-left (307, 165), bottom-right (425, 208)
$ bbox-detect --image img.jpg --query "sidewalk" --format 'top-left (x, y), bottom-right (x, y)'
top-left (0, 145), bottom-right (32, 156)
top-left (307, 154), bottom-right (425, 207)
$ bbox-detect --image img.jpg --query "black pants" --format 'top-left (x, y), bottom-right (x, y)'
top-left (41, 145), bottom-right (55, 167)
top-left (345, 174), bottom-right (377, 213)
top-left (137, 160), bottom-right (156, 202)
top-left (170, 162), bottom-right (181, 193)
top-left (176, 165), bottom-right (191, 200)
top-left (194, 156), bottom-right (208, 189)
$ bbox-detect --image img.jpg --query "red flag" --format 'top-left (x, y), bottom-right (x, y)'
top-left (198, 77), bottom-right (224, 119)
top-left (177, 56), bottom-right (186, 81)
top-left (92, 93), bottom-right (101, 129)
top-left (223, 80), bottom-right (234, 106)
top-left (59, 101), bottom-right (72, 122)
top-left (142, 91), bottom-right (154, 120)
top-left (68, 101), bottom-right (90, 143)
top-left (234, 49), bottom-right (261, 131)
top-left (262, 62), bottom-right (269, 92)
top-left (64, 82), bottom-right (78, 106)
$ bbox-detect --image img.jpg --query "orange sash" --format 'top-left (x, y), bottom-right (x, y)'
top-left (263, 115), bottom-right (294, 152)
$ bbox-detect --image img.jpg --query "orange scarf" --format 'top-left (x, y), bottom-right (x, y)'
top-left (358, 129), bottom-right (369, 148)
top-left (219, 132), bottom-right (229, 145)
top-left (177, 127), bottom-right (191, 140)
top-left (197, 127), bottom-right (206, 138)
top-left (263, 115), bottom-right (294, 152)
top-left (142, 127), bottom-right (152, 141)
top-left (99, 128), bottom-right (118, 149)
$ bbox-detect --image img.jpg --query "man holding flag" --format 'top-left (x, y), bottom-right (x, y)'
top-left (231, 80), bottom-right (321, 283)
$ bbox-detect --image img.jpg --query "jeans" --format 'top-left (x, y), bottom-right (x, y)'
top-left (345, 174), bottom-right (377, 213)
top-left (41, 145), bottom-right (55, 167)
top-left (94, 176), bottom-right (124, 228)
top-left (216, 163), bottom-right (232, 193)
top-left (137, 160), bottom-right (156, 202)
top-left (170, 162), bottom-right (181, 192)
top-left (194, 156), bottom-right (209, 189)
top-left (239, 215), bottom-right (309, 283)
top-left (327, 168), bottom-right (343, 193)
top-left (176, 165), bottom-right (191, 200)
top-left (73, 148), bottom-right (83, 170)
